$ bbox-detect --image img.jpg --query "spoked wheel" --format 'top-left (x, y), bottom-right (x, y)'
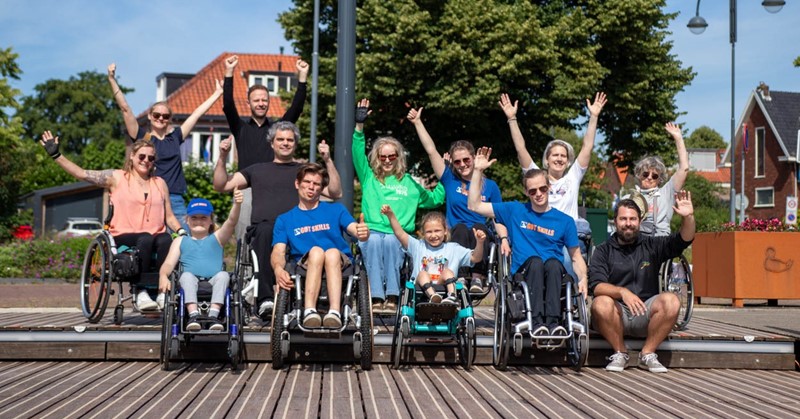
top-left (392, 317), bottom-right (407, 369)
top-left (356, 266), bottom-right (374, 370)
top-left (458, 319), bottom-right (476, 370)
top-left (660, 255), bottom-right (694, 330)
top-left (271, 289), bottom-right (290, 370)
top-left (80, 236), bottom-right (112, 323)
top-left (160, 292), bottom-right (176, 371)
top-left (493, 280), bottom-right (510, 370)
top-left (568, 293), bottom-right (590, 372)
top-left (229, 273), bottom-right (245, 371)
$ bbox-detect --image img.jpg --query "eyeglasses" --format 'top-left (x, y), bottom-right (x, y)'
top-left (526, 185), bottom-right (549, 196)
top-left (379, 154), bottom-right (398, 162)
top-left (151, 112), bottom-right (171, 120)
top-left (452, 157), bottom-right (472, 166)
top-left (138, 154), bottom-right (156, 163)
top-left (640, 171), bottom-right (660, 180)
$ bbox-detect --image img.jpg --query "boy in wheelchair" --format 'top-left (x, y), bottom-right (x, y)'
top-left (158, 189), bottom-right (243, 331)
top-left (271, 163), bottom-right (369, 329)
top-left (381, 206), bottom-right (485, 305)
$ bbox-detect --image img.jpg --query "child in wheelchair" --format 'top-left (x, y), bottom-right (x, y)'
top-left (159, 189), bottom-right (243, 331)
top-left (381, 206), bottom-right (485, 304)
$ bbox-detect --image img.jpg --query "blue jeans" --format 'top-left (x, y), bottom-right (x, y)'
top-left (170, 193), bottom-right (188, 232)
top-left (358, 231), bottom-right (403, 301)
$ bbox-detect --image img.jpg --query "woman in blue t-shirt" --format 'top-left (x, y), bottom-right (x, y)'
top-left (407, 107), bottom-right (509, 293)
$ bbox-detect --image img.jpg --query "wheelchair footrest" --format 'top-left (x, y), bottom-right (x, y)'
top-left (415, 303), bottom-right (459, 324)
top-left (302, 329), bottom-right (342, 339)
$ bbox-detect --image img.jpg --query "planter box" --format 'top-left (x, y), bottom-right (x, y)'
top-left (692, 232), bottom-right (800, 307)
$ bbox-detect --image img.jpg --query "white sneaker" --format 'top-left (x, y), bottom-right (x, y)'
top-left (638, 352), bottom-right (668, 373)
top-left (258, 300), bottom-right (274, 318)
top-left (156, 293), bottom-right (166, 310)
top-left (136, 291), bottom-right (158, 311)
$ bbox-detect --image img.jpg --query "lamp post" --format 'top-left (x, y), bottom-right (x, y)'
top-left (687, 0), bottom-right (784, 223)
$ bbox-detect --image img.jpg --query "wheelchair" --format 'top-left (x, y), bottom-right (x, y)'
top-left (659, 254), bottom-right (694, 330)
top-left (160, 268), bottom-right (244, 371)
top-left (491, 247), bottom-right (589, 372)
top-left (270, 248), bottom-right (373, 370)
top-left (79, 207), bottom-right (163, 325)
top-left (234, 237), bottom-right (260, 321)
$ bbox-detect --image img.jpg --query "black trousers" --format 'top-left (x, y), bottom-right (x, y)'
top-left (114, 232), bottom-right (172, 273)
top-left (250, 221), bottom-right (276, 303)
top-left (516, 256), bottom-right (565, 327)
top-left (449, 222), bottom-right (493, 276)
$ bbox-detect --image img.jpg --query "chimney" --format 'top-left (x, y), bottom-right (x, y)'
top-left (757, 81), bottom-right (772, 101)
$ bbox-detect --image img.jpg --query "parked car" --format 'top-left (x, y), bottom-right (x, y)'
top-left (56, 218), bottom-right (103, 238)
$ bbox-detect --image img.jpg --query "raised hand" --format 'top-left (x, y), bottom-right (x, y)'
top-left (673, 190), bottom-right (694, 217)
top-left (214, 79), bottom-right (223, 95)
top-left (356, 213), bottom-right (369, 241)
top-left (40, 130), bottom-right (61, 159)
top-left (473, 228), bottom-right (486, 242)
top-left (664, 122), bottom-right (683, 140)
top-left (586, 91), bottom-right (607, 117)
top-left (225, 55), bottom-right (238, 70)
top-left (473, 147), bottom-right (496, 171)
top-left (318, 139), bottom-right (331, 162)
top-left (407, 107), bottom-right (423, 124)
top-left (355, 98), bottom-right (371, 124)
top-left (379, 204), bottom-right (394, 217)
top-left (498, 93), bottom-right (518, 120)
top-left (296, 59), bottom-right (309, 76)
top-left (219, 135), bottom-right (233, 155)
top-left (233, 186), bottom-right (244, 204)
top-left (107, 63), bottom-right (116, 78)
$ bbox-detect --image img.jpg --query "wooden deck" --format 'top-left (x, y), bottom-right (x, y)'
top-left (0, 361), bottom-right (799, 418)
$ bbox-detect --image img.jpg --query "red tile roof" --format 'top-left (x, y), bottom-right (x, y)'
top-left (164, 52), bottom-right (300, 118)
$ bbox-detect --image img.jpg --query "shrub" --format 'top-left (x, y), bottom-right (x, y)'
top-left (0, 237), bottom-right (92, 281)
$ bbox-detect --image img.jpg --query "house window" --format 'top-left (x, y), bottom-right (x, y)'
top-left (754, 187), bottom-right (774, 208)
top-left (248, 74), bottom-right (279, 95)
top-left (755, 127), bottom-right (765, 178)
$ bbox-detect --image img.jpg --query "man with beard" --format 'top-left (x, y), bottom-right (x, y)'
top-left (588, 191), bottom-right (695, 373)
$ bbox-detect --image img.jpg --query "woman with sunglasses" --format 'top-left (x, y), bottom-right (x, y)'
top-left (407, 107), bottom-right (509, 293)
top-left (40, 131), bottom-right (181, 310)
top-left (108, 63), bottom-right (223, 227)
top-left (631, 122), bottom-right (689, 236)
top-left (353, 99), bottom-right (445, 314)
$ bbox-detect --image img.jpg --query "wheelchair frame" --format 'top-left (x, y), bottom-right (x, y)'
top-left (659, 253), bottom-right (694, 330)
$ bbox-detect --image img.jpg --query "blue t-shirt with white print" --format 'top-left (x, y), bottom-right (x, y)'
top-left (440, 166), bottom-right (502, 227)
top-left (273, 202), bottom-right (355, 262)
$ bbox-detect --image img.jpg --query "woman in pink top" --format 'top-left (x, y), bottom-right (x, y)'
top-left (40, 131), bottom-right (181, 310)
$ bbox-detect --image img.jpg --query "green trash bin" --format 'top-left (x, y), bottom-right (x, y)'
top-left (584, 208), bottom-right (609, 245)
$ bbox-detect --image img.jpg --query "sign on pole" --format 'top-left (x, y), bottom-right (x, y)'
top-left (786, 196), bottom-right (797, 225)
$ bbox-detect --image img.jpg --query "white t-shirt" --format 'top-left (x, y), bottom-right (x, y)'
top-left (523, 161), bottom-right (587, 221)
top-left (406, 236), bottom-right (473, 281)
top-left (636, 178), bottom-right (676, 237)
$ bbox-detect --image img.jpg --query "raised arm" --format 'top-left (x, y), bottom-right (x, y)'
top-left (280, 60), bottom-right (310, 123)
top-left (213, 136), bottom-right (248, 192)
top-left (673, 190), bottom-right (695, 242)
top-left (180, 79), bottom-right (223, 135)
top-left (665, 122), bottom-right (690, 191)
top-left (352, 99), bottom-right (373, 181)
top-left (498, 93), bottom-right (534, 169)
top-left (107, 63), bottom-right (139, 142)
top-left (470, 229), bottom-right (486, 264)
top-left (467, 147), bottom-right (496, 218)
top-left (380, 205), bottom-right (410, 249)
top-left (158, 237), bottom-right (183, 293)
top-left (222, 55), bottom-right (242, 134)
top-left (346, 213), bottom-right (370, 242)
top-left (40, 131), bottom-right (115, 188)
top-left (576, 92), bottom-right (607, 169)
top-left (318, 140), bottom-right (342, 199)
top-left (407, 107), bottom-right (445, 178)
top-left (215, 188), bottom-right (244, 246)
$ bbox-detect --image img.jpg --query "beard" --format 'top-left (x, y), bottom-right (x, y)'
top-left (616, 225), bottom-right (639, 244)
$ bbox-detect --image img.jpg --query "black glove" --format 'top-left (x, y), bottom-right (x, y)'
top-left (43, 139), bottom-right (61, 160)
top-left (355, 106), bottom-right (369, 123)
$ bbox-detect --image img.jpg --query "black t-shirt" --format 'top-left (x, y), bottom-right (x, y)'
top-left (240, 161), bottom-right (300, 224)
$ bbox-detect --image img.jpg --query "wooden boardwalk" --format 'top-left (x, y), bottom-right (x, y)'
top-left (0, 361), bottom-right (799, 418)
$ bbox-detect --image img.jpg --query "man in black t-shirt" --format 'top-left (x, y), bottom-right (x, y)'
top-left (589, 191), bottom-right (694, 373)
top-left (213, 121), bottom-right (341, 319)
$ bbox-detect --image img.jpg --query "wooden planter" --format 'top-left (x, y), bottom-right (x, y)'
top-left (692, 231), bottom-right (800, 307)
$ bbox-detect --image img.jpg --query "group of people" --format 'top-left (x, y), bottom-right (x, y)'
top-left (41, 55), bottom-right (696, 373)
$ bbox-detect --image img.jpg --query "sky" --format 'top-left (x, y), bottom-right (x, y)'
top-left (2, 0), bottom-right (798, 145)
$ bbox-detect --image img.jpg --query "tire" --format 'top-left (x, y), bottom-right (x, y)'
top-left (160, 292), bottom-right (175, 371)
top-left (392, 317), bottom-right (405, 369)
top-left (569, 292), bottom-right (590, 372)
top-left (271, 289), bottom-right (290, 370)
top-left (113, 305), bottom-right (124, 325)
top-left (661, 256), bottom-right (695, 330)
top-left (459, 319), bottom-right (476, 371)
top-left (493, 279), bottom-right (510, 370)
top-left (229, 339), bottom-right (240, 371)
top-left (356, 264), bottom-right (373, 370)
top-left (80, 236), bottom-right (112, 323)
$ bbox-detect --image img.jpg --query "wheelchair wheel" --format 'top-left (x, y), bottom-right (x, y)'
top-left (113, 305), bottom-right (124, 325)
top-left (356, 265), bottom-right (373, 370)
top-left (392, 316), bottom-right (408, 369)
top-left (160, 286), bottom-right (178, 371)
top-left (229, 275), bottom-right (245, 371)
top-left (492, 279), bottom-right (510, 370)
top-left (660, 255), bottom-right (694, 330)
top-left (80, 235), bottom-right (112, 323)
top-left (271, 289), bottom-right (290, 370)
top-left (458, 318), bottom-right (476, 371)
top-left (568, 292), bottom-right (589, 372)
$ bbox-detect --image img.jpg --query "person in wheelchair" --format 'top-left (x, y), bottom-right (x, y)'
top-left (271, 163), bottom-right (369, 329)
top-left (381, 206), bottom-right (485, 304)
top-left (468, 148), bottom-right (587, 337)
top-left (158, 189), bottom-right (243, 331)
top-left (40, 131), bottom-right (182, 311)
top-left (589, 192), bottom-right (694, 373)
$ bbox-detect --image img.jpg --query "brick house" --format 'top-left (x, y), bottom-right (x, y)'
top-left (723, 85), bottom-right (800, 220)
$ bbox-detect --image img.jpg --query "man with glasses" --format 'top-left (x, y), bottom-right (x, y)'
top-left (213, 121), bottom-right (341, 319)
top-left (467, 148), bottom-right (587, 337)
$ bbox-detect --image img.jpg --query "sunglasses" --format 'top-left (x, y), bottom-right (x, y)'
top-left (452, 157), bottom-right (472, 166)
top-left (640, 171), bottom-right (660, 180)
top-left (138, 154), bottom-right (156, 163)
top-left (151, 112), bottom-right (171, 120)
top-left (526, 185), bottom-right (549, 196)
top-left (379, 154), bottom-right (398, 162)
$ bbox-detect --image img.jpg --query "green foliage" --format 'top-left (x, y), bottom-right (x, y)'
top-left (669, 172), bottom-right (728, 232)
top-left (0, 237), bottom-right (92, 280)
top-left (183, 159), bottom-right (234, 220)
top-left (794, 56), bottom-right (800, 67)
top-left (686, 126), bottom-right (726, 149)
top-left (82, 140), bottom-right (127, 170)
top-left (0, 47), bottom-right (26, 241)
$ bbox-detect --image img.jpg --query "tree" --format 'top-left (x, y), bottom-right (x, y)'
top-left (794, 56), bottom-right (800, 67)
top-left (0, 47), bottom-right (26, 241)
top-left (686, 126), bottom-right (726, 149)
top-left (670, 172), bottom-right (728, 232)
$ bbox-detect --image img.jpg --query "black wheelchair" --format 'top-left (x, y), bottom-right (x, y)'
top-left (270, 247), bottom-right (373, 370)
top-left (491, 243), bottom-right (589, 371)
top-left (659, 254), bottom-right (694, 330)
top-left (160, 267), bottom-right (244, 371)
top-left (79, 207), bottom-right (163, 325)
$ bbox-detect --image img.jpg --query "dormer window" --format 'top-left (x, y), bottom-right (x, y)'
top-left (248, 74), bottom-right (279, 96)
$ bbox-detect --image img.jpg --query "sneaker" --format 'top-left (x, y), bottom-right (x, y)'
top-left (186, 316), bottom-right (201, 332)
top-left (156, 293), bottom-right (166, 310)
top-left (303, 312), bottom-right (322, 328)
top-left (443, 294), bottom-right (458, 305)
top-left (532, 325), bottom-right (549, 337)
top-left (638, 352), bottom-right (668, 373)
top-left (428, 293), bottom-right (442, 304)
top-left (605, 352), bottom-right (630, 372)
top-left (323, 312), bottom-right (342, 328)
top-left (136, 291), bottom-right (158, 311)
top-left (456, 277), bottom-right (468, 289)
top-left (549, 325), bottom-right (568, 337)
top-left (208, 318), bottom-right (224, 332)
top-left (469, 278), bottom-right (483, 293)
top-left (258, 300), bottom-right (274, 318)
top-left (384, 297), bottom-right (398, 313)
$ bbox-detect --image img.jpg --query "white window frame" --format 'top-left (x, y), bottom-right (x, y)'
top-left (248, 74), bottom-right (279, 96)
top-left (754, 187), bottom-right (774, 208)
top-left (755, 126), bottom-right (766, 178)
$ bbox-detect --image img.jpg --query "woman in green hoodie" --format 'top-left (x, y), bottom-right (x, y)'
top-left (353, 99), bottom-right (445, 314)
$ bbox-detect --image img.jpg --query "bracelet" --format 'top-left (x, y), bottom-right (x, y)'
top-left (177, 228), bottom-right (187, 237)
top-left (113, 90), bottom-right (120, 96)
top-left (507, 118), bottom-right (517, 123)
top-left (50, 152), bottom-right (61, 160)
top-left (499, 236), bottom-right (508, 241)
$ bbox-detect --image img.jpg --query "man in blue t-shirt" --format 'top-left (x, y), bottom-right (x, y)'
top-left (272, 163), bottom-right (369, 329)
top-left (467, 148), bottom-right (587, 336)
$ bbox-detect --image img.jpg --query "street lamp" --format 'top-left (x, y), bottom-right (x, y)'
top-left (687, 0), bottom-right (784, 223)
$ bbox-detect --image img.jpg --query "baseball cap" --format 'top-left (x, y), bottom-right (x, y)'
top-left (187, 198), bottom-right (214, 216)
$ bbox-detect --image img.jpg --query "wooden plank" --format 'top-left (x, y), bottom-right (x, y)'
top-left (176, 364), bottom-right (254, 418)
top-left (0, 342), bottom-right (105, 360)
top-left (419, 365), bottom-right (503, 418)
top-left (390, 364), bottom-right (456, 417)
top-left (359, 364), bottom-right (410, 418)
top-left (319, 364), bottom-right (365, 419)
top-left (0, 362), bottom-right (92, 411)
top-left (457, 366), bottom-right (549, 419)
top-left (225, 363), bottom-right (286, 418)
top-left (272, 363), bottom-right (323, 418)
top-left (125, 363), bottom-right (228, 418)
